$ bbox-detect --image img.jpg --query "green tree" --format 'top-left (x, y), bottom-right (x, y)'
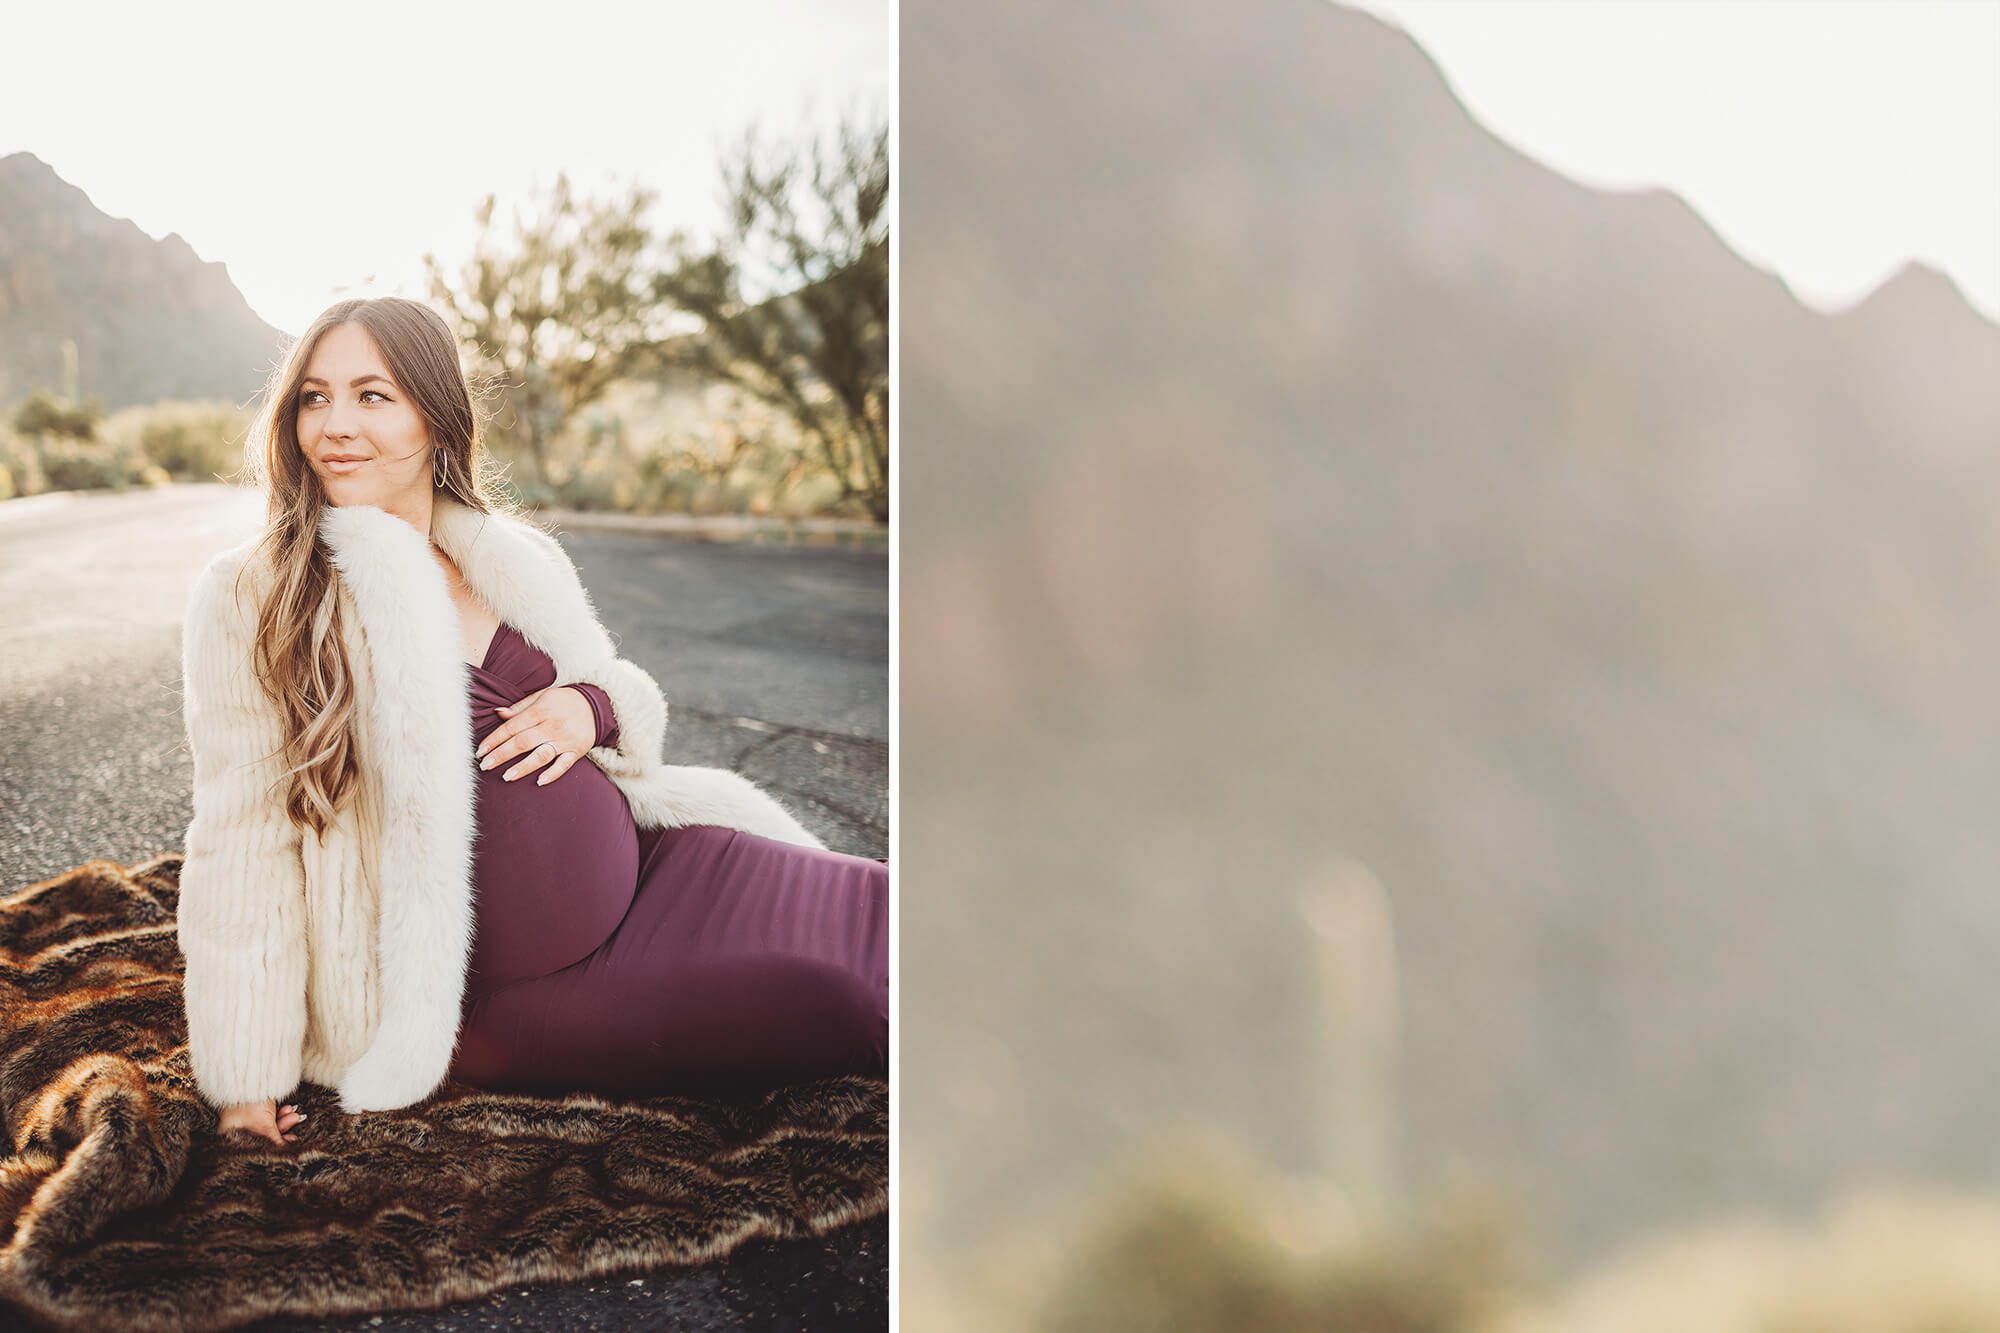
top-left (422, 174), bottom-right (664, 496)
top-left (646, 112), bottom-right (889, 522)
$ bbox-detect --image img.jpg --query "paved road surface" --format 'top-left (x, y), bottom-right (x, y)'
top-left (0, 484), bottom-right (890, 1331)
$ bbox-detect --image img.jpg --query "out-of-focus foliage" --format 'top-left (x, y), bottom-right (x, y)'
top-left (1489, 1187), bottom-right (2000, 1333)
top-left (12, 388), bottom-right (100, 442)
top-left (647, 113), bottom-right (890, 521)
top-left (1046, 1179), bottom-right (2000, 1333)
top-left (421, 111), bottom-right (889, 521)
top-left (1039, 1161), bottom-right (1528, 1333)
top-left (951, 1147), bottom-right (2000, 1333)
top-left (423, 174), bottom-right (662, 500)
top-left (0, 398), bottom-right (248, 498)
top-left (902, 1128), bottom-right (1535, 1333)
top-left (32, 436), bottom-right (135, 492)
top-left (547, 378), bottom-right (846, 518)
top-left (100, 399), bottom-right (253, 483)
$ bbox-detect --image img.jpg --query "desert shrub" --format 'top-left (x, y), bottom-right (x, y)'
top-left (0, 424), bottom-right (37, 497)
top-left (101, 399), bottom-right (253, 482)
top-left (536, 377), bottom-right (875, 519)
top-left (1036, 1136), bottom-right (1532, 1333)
top-left (35, 439), bottom-right (118, 492)
top-left (12, 389), bottom-right (100, 442)
top-left (0, 398), bottom-right (248, 497)
top-left (34, 436), bottom-right (150, 492)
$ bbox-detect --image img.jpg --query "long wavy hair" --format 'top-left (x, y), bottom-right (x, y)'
top-left (226, 297), bottom-right (517, 842)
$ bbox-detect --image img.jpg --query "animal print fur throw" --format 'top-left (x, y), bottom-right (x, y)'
top-left (0, 853), bottom-right (888, 1332)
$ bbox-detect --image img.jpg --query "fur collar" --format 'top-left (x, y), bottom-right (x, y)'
top-left (313, 497), bottom-right (537, 1112)
top-left (319, 493), bottom-right (623, 678)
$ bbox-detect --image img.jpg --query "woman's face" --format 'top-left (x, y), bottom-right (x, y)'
top-left (296, 321), bottom-right (435, 508)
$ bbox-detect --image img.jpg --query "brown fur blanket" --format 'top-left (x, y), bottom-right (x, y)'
top-left (0, 852), bottom-right (888, 1332)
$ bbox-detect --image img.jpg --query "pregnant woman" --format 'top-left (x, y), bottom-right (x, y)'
top-left (177, 296), bottom-right (887, 1147)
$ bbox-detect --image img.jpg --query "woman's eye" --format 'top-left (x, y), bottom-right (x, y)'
top-left (298, 389), bottom-right (389, 405)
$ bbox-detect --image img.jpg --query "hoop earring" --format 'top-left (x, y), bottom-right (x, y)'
top-left (433, 448), bottom-right (446, 490)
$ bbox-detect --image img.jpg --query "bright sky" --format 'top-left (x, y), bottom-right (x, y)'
top-left (1343, 0), bottom-right (2000, 324)
top-left (0, 0), bottom-right (888, 336)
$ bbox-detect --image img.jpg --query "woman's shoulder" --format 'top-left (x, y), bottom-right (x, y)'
top-left (466, 507), bottom-right (591, 598)
top-left (188, 535), bottom-right (278, 626)
top-left (438, 500), bottom-right (574, 577)
top-left (488, 508), bottom-right (568, 562)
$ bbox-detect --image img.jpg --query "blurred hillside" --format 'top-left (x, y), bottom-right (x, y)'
top-left (901, 0), bottom-right (2000, 1287)
top-left (0, 153), bottom-right (283, 411)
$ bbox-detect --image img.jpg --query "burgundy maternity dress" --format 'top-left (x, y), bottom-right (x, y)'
top-left (445, 621), bottom-right (889, 1095)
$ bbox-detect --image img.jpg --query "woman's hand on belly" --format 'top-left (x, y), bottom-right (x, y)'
top-left (476, 685), bottom-right (599, 786)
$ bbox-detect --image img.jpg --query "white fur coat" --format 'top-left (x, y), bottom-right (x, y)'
top-left (177, 496), bottom-right (824, 1115)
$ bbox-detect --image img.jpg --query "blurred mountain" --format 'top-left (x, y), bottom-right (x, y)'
top-left (901, 0), bottom-right (2000, 1280)
top-left (0, 152), bottom-right (284, 412)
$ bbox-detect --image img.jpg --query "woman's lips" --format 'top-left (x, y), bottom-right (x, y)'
top-left (324, 457), bottom-right (370, 474)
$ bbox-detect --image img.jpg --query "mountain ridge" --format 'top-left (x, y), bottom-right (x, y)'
top-left (0, 151), bottom-right (284, 411)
